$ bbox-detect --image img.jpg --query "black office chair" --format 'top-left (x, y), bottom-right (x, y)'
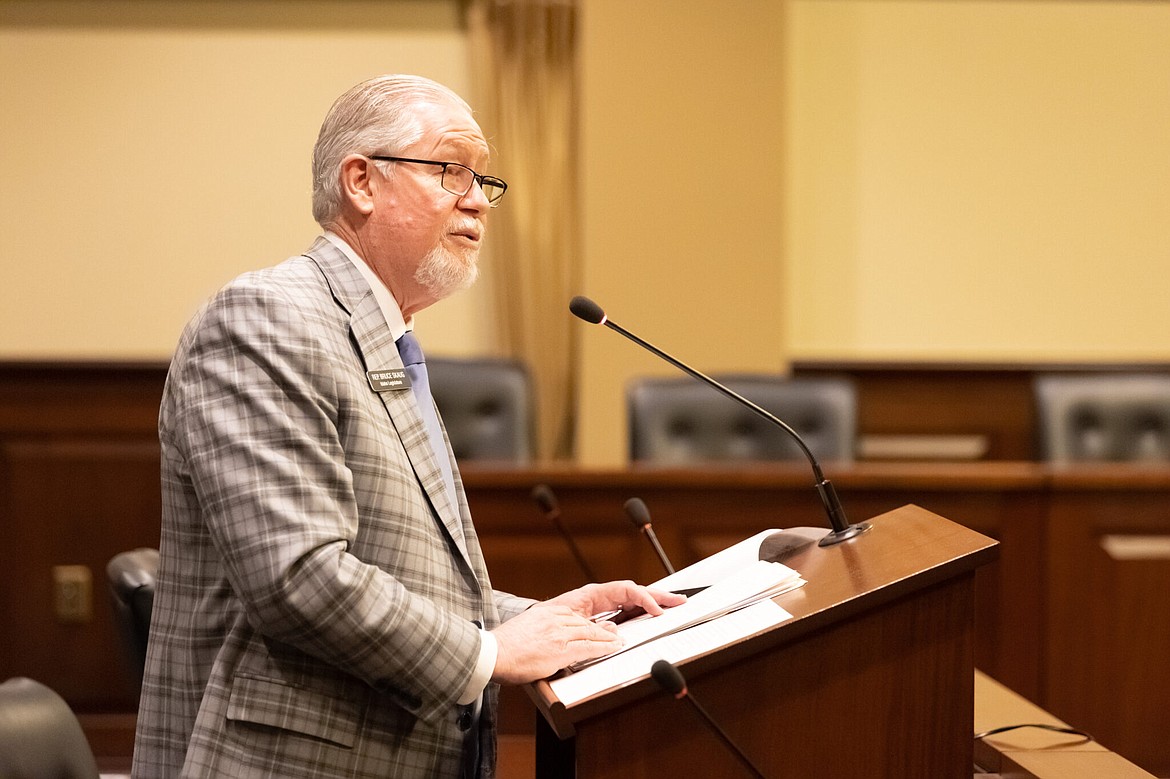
top-left (1035, 373), bottom-right (1170, 462)
top-left (0, 677), bottom-right (100, 779)
top-left (429, 356), bottom-right (534, 464)
top-left (106, 547), bottom-right (159, 689)
top-left (628, 375), bottom-right (857, 463)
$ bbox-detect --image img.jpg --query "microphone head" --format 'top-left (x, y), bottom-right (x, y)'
top-left (623, 497), bottom-right (652, 529)
top-left (531, 483), bottom-right (560, 516)
top-left (651, 659), bottom-right (687, 697)
top-left (569, 295), bottom-right (606, 325)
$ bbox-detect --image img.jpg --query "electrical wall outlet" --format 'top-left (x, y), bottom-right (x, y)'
top-left (53, 565), bottom-right (93, 623)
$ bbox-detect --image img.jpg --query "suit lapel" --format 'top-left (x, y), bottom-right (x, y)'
top-left (304, 238), bottom-right (475, 569)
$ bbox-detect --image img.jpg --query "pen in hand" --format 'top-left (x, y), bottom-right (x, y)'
top-left (589, 587), bottom-right (703, 624)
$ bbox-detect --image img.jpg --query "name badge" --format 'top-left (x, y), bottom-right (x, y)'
top-left (367, 368), bottom-right (412, 393)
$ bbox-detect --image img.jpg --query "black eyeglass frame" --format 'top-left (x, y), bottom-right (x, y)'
top-left (368, 155), bottom-right (508, 206)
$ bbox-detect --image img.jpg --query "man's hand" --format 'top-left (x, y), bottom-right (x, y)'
top-left (544, 580), bottom-right (686, 620)
top-left (491, 581), bottom-right (686, 685)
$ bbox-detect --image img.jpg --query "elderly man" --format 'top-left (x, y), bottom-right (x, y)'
top-left (132, 74), bottom-right (681, 778)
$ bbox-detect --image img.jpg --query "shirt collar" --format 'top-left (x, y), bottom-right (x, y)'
top-left (323, 231), bottom-right (413, 341)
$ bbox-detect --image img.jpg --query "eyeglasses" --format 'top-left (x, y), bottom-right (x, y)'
top-left (368, 155), bottom-right (508, 206)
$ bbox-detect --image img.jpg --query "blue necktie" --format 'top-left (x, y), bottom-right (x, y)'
top-left (397, 332), bottom-right (480, 774)
top-left (395, 331), bottom-right (459, 518)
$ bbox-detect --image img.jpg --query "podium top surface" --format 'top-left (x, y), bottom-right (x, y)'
top-left (529, 503), bottom-right (998, 736)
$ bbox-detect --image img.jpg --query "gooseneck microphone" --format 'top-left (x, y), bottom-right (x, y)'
top-left (531, 484), bottom-right (598, 582)
top-left (569, 295), bottom-right (870, 547)
top-left (623, 497), bottom-right (676, 575)
top-left (651, 660), bottom-right (767, 779)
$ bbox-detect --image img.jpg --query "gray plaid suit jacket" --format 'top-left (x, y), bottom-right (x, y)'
top-left (132, 237), bottom-right (534, 778)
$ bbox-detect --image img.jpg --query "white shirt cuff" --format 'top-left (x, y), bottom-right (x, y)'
top-left (457, 628), bottom-right (498, 706)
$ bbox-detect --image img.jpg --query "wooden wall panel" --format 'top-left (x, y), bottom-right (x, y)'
top-left (1044, 472), bottom-right (1170, 778)
top-left (0, 439), bottom-right (160, 709)
top-left (0, 363), bottom-right (165, 719)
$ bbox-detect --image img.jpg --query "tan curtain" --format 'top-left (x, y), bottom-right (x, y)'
top-left (467, 0), bottom-right (580, 461)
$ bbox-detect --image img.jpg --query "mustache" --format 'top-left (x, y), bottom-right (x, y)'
top-left (450, 221), bottom-right (484, 240)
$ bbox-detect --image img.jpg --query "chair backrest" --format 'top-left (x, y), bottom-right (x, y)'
top-left (628, 375), bottom-right (857, 463)
top-left (428, 356), bottom-right (534, 464)
top-left (0, 677), bottom-right (99, 779)
top-left (106, 547), bottom-right (159, 687)
top-left (1034, 373), bottom-right (1170, 462)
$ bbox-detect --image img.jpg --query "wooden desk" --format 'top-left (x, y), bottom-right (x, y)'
top-left (526, 505), bottom-right (997, 778)
top-left (975, 669), bottom-right (1157, 778)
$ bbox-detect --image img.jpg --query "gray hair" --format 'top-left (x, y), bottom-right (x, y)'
top-left (311, 74), bottom-right (473, 227)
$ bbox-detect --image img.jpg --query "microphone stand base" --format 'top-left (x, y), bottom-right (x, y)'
top-left (818, 521), bottom-right (873, 547)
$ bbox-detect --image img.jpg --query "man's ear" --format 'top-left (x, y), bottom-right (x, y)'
top-left (339, 154), bottom-right (377, 215)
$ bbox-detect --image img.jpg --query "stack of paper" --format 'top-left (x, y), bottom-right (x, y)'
top-left (549, 599), bottom-right (792, 705)
top-left (547, 528), bottom-right (814, 704)
top-left (570, 556), bottom-right (804, 672)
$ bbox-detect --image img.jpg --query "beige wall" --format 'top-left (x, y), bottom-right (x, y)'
top-left (575, 0), bottom-right (1170, 465)
top-left (575, 1), bottom-right (787, 465)
top-left (3, 1), bottom-right (1169, 465)
top-left (783, 0), bottom-right (1170, 362)
top-left (0, 1), bottom-right (496, 360)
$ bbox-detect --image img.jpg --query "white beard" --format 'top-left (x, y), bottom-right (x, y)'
top-left (413, 243), bottom-right (479, 300)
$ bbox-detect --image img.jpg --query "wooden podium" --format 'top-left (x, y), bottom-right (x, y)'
top-left (525, 504), bottom-right (998, 778)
